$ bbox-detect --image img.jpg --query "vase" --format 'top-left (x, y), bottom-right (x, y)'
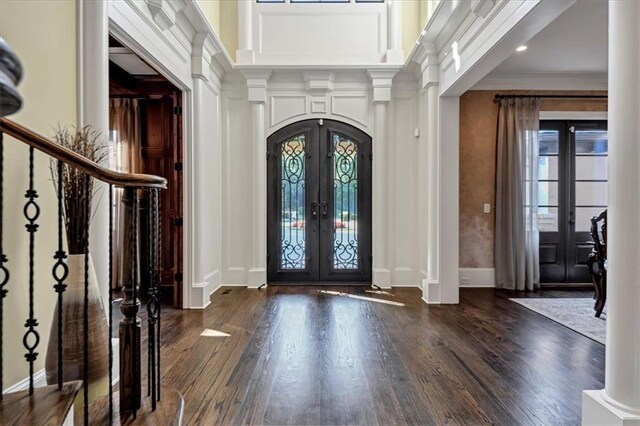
top-left (45, 253), bottom-right (110, 403)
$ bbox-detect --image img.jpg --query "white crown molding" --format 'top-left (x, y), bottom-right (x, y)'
top-left (470, 0), bottom-right (496, 19)
top-left (473, 72), bottom-right (608, 91)
top-left (145, 0), bottom-right (177, 31)
top-left (367, 69), bottom-right (399, 103)
top-left (303, 71), bottom-right (336, 95)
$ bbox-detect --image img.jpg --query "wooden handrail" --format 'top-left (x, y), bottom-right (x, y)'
top-left (0, 117), bottom-right (167, 189)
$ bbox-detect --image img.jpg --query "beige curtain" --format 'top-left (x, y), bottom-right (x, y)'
top-left (495, 97), bottom-right (540, 291)
top-left (109, 98), bottom-right (142, 289)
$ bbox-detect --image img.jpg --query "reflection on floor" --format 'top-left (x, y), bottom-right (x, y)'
top-left (151, 286), bottom-right (603, 425)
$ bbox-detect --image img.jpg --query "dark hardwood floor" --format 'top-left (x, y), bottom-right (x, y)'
top-left (155, 287), bottom-right (604, 425)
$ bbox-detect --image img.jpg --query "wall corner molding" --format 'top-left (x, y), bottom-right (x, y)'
top-left (459, 268), bottom-right (495, 288)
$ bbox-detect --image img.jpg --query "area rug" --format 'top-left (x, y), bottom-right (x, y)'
top-left (509, 298), bottom-right (606, 345)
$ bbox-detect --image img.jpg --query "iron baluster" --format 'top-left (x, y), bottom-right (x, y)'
top-left (147, 189), bottom-right (159, 410)
top-left (0, 132), bottom-right (7, 401)
top-left (108, 184), bottom-right (114, 425)
top-left (52, 160), bottom-right (68, 391)
top-left (23, 146), bottom-right (40, 395)
top-left (156, 189), bottom-right (161, 401)
top-left (83, 173), bottom-right (90, 426)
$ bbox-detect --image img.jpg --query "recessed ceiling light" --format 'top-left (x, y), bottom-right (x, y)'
top-left (516, 45), bottom-right (528, 52)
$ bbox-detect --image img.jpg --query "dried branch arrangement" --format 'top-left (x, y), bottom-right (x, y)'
top-left (51, 125), bottom-right (109, 255)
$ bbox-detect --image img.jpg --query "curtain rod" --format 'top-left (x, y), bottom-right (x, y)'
top-left (494, 94), bottom-right (608, 102)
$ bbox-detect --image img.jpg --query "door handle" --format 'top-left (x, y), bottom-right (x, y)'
top-left (321, 202), bottom-right (329, 219)
top-left (311, 202), bottom-right (318, 220)
top-left (569, 210), bottom-right (575, 226)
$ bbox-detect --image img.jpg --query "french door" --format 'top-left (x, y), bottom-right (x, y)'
top-left (539, 120), bottom-right (608, 283)
top-left (267, 119), bottom-right (372, 283)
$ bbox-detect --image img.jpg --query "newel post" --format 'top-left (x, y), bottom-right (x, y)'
top-left (120, 187), bottom-right (141, 413)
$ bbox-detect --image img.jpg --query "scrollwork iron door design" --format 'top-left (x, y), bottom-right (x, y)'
top-left (267, 120), bottom-right (372, 283)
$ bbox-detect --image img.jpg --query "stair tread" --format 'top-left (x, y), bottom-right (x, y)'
top-left (1, 380), bottom-right (82, 426)
top-left (84, 386), bottom-right (184, 425)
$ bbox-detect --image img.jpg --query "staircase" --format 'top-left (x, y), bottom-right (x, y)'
top-left (0, 38), bottom-right (183, 425)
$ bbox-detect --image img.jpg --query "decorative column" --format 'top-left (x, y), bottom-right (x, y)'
top-left (244, 71), bottom-right (271, 288)
top-left (368, 71), bottom-right (396, 288)
top-left (386, 0), bottom-right (403, 63)
top-left (237, 0), bottom-right (254, 64)
top-left (582, 1), bottom-right (640, 424)
top-left (80, 0), bottom-right (111, 313)
top-left (421, 55), bottom-right (441, 303)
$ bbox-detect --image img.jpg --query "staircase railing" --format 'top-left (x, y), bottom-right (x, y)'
top-left (0, 116), bottom-right (167, 424)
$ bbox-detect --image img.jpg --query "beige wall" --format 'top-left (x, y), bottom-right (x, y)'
top-left (0, 0), bottom-right (77, 388)
top-left (197, 0), bottom-right (221, 36)
top-left (220, 0), bottom-right (238, 62)
top-left (196, 0), bottom-right (237, 62)
top-left (459, 90), bottom-right (608, 268)
top-left (402, 0), bottom-right (420, 59)
top-left (402, 0), bottom-right (440, 60)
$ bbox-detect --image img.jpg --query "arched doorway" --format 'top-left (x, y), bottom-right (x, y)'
top-left (267, 119), bottom-right (372, 284)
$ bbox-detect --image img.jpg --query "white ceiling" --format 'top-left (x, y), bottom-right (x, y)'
top-left (488, 0), bottom-right (608, 76)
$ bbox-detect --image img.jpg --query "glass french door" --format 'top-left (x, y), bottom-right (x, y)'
top-left (267, 119), bottom-right (372, 283)
top-left (539, 120), bottom-right (608, 283)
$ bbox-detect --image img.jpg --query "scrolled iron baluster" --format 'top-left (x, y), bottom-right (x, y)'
top-left (23, 146), bottom-right (40, 395)
top-left (52, 159), bottom-right (68, 391)
top-left (0, 132), bottom-right (8, 400)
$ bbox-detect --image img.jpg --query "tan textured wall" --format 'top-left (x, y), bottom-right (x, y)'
top-left (459, 90), bottom-right (608, 268)
top-left (0, 0), bottom-right (76, 388)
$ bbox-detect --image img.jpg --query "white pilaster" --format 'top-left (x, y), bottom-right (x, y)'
top-left (237, 0), bottom-right (254, 64)
top-left (386, 0), bottom-right (403, 63)
top-left (582, 1), bottom-right (640, 424)
top-left (244, 71), bottom-right (271, 288)
top-left (422, 55), bottom-right (441, 303)
top-left (80, 0), bottom-right (111, 313)
top-left (368, 70), bottom-right (397, 288)
top-left (438, 96), bottom-right (459, 304)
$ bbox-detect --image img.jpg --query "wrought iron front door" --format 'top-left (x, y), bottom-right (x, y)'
top-left (267, 120), bottom-right (372, 283)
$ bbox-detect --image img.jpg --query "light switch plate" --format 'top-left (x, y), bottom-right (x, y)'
top-left (483, 203), bottom-right (491, 213)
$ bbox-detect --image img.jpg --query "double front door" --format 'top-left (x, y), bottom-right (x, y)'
top-left (267, 120), bottom-right (372, 283)
top-left (538, 120), bottom-right (608, 283)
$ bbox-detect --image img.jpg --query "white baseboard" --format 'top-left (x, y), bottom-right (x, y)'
top-left (3, 337), bottom-right (119, 394)
top-left (3, 369), bottom-right (47, 394)
top-left (190, 270), bottom-right (221, 309)
top-left (459, 268), bottom-right (495, 288)
top-left (391, 268), bottom-right (416, 287)
top-left (422, 279), bottom-right (441, 304)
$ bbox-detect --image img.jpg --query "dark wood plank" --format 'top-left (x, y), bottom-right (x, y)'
top-left (152, 287), bottom-right (604, 425)
top-left (0, 381), bottom-right (81, 426)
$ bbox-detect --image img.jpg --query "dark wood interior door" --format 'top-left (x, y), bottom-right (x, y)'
top-left (141, 93), bottom-right (183, 306)
top-left (539, 120), bottom-right (608, 284)
top-left (267, 119), bottom-right (372, 283)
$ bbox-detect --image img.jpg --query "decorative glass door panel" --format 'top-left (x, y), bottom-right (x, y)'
top-left (268, 120), bottom-right (372, 283)
top-left (332, 134), bottom-right (358, 269)
top-left (280, 135), bottom-right (307, 269)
